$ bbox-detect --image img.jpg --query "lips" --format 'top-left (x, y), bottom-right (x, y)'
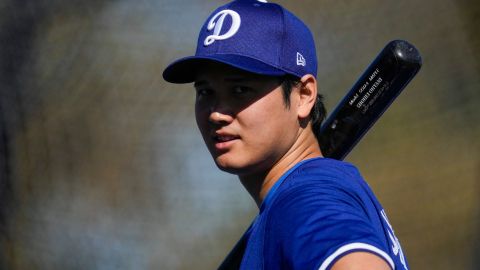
top-left (211, 132), bottom-right (240, 150)
top-left (214, 134), bottom-right (239, 142)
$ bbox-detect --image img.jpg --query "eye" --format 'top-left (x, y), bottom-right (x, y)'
top-left (232, 86), bottom-right (253, 95)
top-left (195, 88), bottom-right (213, 98)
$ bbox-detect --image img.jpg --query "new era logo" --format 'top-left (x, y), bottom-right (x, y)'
top-left (296, 52), bottom-right (306, 66)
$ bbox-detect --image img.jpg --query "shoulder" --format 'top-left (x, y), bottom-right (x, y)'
top-left (262, 158), bottom-right (396, 270)
top-left (267, 158), bottom-right (381, 227)
top-left (288, 158), bottom-right (362, 185)
top-left (264, 158), bottom-right (379, 240)
top-left (275, 158), bottom-right (368, 204)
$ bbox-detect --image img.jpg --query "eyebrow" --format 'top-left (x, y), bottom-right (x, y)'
top-left (193, 80), bottom-right (207, 88)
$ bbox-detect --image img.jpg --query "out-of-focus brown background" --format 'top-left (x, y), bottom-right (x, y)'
top-left (0, 0), bottom-right (478, 269)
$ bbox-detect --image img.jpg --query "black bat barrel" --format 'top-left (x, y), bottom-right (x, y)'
top-left (319, 40), bottom-right (422, 160)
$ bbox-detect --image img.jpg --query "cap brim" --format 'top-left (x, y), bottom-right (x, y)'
top-left (162, 54), bottom-right (288, 84)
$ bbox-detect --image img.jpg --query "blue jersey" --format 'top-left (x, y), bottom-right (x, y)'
top-left (220, 158), bottom-right (408, 270)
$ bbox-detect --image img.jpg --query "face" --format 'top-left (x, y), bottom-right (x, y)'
top-left (194, 62), bottom-right (301, 176)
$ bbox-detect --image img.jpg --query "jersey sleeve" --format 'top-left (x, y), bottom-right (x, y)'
top-left (265, 173), bottom-right (395, 270)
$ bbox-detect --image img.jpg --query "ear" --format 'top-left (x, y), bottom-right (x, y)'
top-left (296, 74), bottom-right (318, 119)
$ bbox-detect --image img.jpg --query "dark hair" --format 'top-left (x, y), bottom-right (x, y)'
top-left (280, 75), bottom-right (327, 141)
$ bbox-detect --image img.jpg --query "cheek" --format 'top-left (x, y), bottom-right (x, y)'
top-left (195, 105), bottom-right (210, 137)
top-left (240, 95), bottom-right (298, 148)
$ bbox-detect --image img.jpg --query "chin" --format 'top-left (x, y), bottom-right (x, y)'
top-left (213, 154), bottom-right (269, 177)
top-left (212, 154), bottom-right (249, 174)
top-left (214, 158), bottom-right (244, 175)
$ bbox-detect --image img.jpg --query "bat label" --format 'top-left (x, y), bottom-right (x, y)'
top-left (368, 68), bottom-right (380, 81)
top-left (348, 67), bottom-right (383, 111)
top-left (357, 76), bottom-right (383, 110)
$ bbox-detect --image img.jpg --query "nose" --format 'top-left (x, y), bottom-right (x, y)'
top-left (208, 106), bottom-right (234, 125)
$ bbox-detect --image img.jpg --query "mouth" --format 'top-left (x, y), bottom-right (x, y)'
top-left (211, 133), bottom-right (240, 150)
top-left (214, 134), bottom-right (240, 143)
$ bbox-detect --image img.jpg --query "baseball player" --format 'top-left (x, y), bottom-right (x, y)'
top-left (162, 1), bottom-right (409, 269)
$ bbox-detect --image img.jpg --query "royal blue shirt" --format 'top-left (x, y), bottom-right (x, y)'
top-left (220, 158), bottom-right (409, 270)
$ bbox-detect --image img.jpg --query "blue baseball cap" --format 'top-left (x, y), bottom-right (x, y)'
top-left (162, 0), bottom-right (318, 84)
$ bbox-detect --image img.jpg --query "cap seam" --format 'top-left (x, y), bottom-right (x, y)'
top-left (269, 4), bottom-right (302, 78)
top-left (278, 3), bottom-right (286, 70)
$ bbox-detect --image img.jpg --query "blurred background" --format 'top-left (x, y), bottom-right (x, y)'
top-left (0, 0), bottom-right (478, 269)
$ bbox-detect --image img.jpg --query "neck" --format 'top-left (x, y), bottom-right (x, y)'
top-left (239, 129), bottom-right (322, 208)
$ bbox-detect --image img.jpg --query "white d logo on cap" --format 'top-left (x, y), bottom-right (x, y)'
top-left (204, 10), bottom-right (241, 46)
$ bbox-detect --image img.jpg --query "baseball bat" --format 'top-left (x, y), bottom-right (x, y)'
top-left (218, 40), bottom-right (422, 269)
top-left (319, 39), bottom-right (422, 160)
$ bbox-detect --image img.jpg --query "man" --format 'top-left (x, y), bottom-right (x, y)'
top-left (163, 1), bottom-right (408, 269)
